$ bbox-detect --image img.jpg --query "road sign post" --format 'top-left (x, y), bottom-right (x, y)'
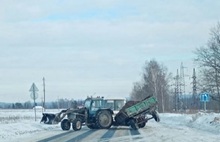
top-left (200, 93), bottom-right (209, 112)
top-left (29, 83), bottom-right (39, 121)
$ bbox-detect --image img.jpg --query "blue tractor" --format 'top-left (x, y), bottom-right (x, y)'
top-left (84, 97), bottom-right (114, 129)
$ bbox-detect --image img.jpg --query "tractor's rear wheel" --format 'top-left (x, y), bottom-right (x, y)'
top-left (96, 110), bottom-right (113, 129)
top-left (61, 119), bottom-right (71, 131)
top-left (72, 118), bottom-right (82, 131)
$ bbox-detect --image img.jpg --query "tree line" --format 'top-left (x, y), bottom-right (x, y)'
top-left (0, 99), bottom-right (84, 109)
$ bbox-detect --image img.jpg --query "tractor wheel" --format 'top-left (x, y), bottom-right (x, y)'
top-left (61, 119), bottom-right (71, 131)
top-left (130, 119), bottom-right (138, 130)
top-left (137, 116), bottom-right (146, 128)
top-left (152, 111), bottom-right (160, 122)
top-left (96, 110), bottom-right (113, 129)
top-left (72, 118), bottom-right (82, 131)
top-left (138, 122), bottom-right (146, 128)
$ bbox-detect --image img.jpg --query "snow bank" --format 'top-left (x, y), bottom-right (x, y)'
top-left (189, 112), bottom-right (220, 133)
top-left (0, 120), bottom-right (59, 141)
top-left (0, 109), bottom-right (60, 142)
top-left (159, 112), bottom-right (220, 134)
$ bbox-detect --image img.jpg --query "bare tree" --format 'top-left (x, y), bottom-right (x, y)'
top-left (130, 82), bottom-right (145, 101)
top-left (130, 59), bottom-right (171, 112)
top-left (194, 22), bottom-right (220, 107)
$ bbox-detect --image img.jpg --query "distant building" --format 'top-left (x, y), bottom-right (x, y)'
top-left (33, 106), bottom-right (44, 110)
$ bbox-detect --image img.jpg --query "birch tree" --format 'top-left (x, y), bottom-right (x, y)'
top-left (130, 60), bottom-right (171, 112)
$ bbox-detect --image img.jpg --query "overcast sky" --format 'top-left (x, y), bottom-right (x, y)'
top-left (0, 0), bottom-right (220, 103)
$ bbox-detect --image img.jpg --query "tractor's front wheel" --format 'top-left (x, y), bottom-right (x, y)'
top-left (96, 110), bottom-right (113, 129)
top-left (72, 118), bottom-right (82, 131)
top-left (61, 119), bottom-right (71, 131)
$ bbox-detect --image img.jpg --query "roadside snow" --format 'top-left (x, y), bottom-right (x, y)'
top-left (159, 112), bottom-right (220, 134)
top-left (0, 120), bottom-right (59, 141)
top-left (188, 112), bottom-right (220, 133)
top-left (0, 109), bottom-right (60, 142)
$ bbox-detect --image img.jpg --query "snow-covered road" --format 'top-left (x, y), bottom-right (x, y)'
top-left (1, 110), bottom-right (220, 142)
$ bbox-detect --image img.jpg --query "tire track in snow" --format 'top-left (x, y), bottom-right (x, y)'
top-left (65, 129), bottom-right (98, 142)
top-left (130, 129), bottom-right (140, 135)
top-left (113, 127), bottom-right (130, 138)
top-left (100, 128), bottom-right (117, 138)
top-left (98, 127), bottom-right (118, 142)
top-left (37, 131), bottom-right (74, 142)
top-left (98, 127), bottom-right (141, 141)
top-left (130, 129), bottom-right (142, 141)
top-left (37, 129), bottom-right (97, 142)
top-left (37, 127), bottom-right (141, 142)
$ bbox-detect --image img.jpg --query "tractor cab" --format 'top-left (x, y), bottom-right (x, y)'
top-left (84, 97), bottom-right (106, 116)
top-left (84, 96), bottom-right (114, 129)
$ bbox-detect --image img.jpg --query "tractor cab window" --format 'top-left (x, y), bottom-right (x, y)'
top-left (91, 99), bottom-right (104, 111)
top-left (84, 100), bottom-right (91, 108)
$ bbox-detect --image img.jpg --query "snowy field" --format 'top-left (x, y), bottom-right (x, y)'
top-left (0, 109), bottom-right (61, 141)
top-left (0, 109), bottom-right (220, 142)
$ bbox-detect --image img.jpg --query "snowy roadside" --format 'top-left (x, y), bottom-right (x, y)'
top-left (0, 109), bottom-right (60, 142)
top-left (0, 109), bottom-right (220, 142)
top-left (160, 112), bottom-right (220, 134)
top-left (138, 113), bottom-right (220, 142)
top-left (0, 120), bottom-right (60, 141)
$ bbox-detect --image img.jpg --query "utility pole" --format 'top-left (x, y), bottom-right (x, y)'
top-left (174, 69), bottom-right (180, 111)
top-left (180, 62), bottom-right (188, 110)
top-left (43, 77), bottom-right (46, 111)
top-left (180, 62), bottom-right (186, 95)
top-left (192, 68), bottom-right (197, 110)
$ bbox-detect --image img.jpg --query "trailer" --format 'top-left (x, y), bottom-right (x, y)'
top-left (114, 96), bottom-right (160, 129)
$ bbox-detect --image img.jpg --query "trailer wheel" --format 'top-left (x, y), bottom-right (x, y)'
top-left (137, 116), bottom-right (146, 128)
top-left (61, 119), bottom-right (71, 131)
top-left (152, 111), bottom-right (160, 122)
top-left (96, 110), bottom-right (113, 129)
top-left (130, 119), bottom-right (138, 130)
top-left (72, 118), bottom-right (82, 131)
top-left (138, 122), bottom-right (146, 128)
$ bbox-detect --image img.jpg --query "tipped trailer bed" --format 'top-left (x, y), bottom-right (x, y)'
top-left (114, 96), bottom-right (160, 129)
